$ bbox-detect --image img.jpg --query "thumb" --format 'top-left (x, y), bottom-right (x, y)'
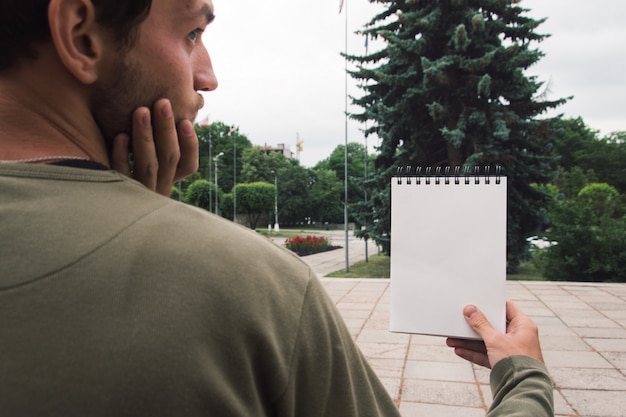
top-left (464, 305), bottom-right (497, 340)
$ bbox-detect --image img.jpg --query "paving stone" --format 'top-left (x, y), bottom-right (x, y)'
top-left (399, 401), bottom-right (486, 417)
top-left (573, 327), bottom-right (626, 338)
top-left (473, 365), bottom-right (491, 385)
top-left (601, 351), bottom-right (626, 370)
top-left (549, 367), bottom-right (626, 390)
top-left (602, 309), bottom-right (626, 320)
top-left (357, 329), bottom-right (411, 344)
top-left (407, 344), bottom-right (465, 363)
top-left (553, 389), bottom-right (576, 416)
top-left (403, 360), bottom-right (475, 382)
top-left (478, 383), bottom-right (493, 409)
top-left (559, 315), bottom-right (620, 328)
top-left (540, 335), bottom-right (593, 351)
top-left (367, 358), bottom-right (406, 378)
top-left (584, 337), bottom-right (626, 352)
top-left (359, 341), bottom-right (408, 360)
top-left (543, 350), bottom-right (613, 368)
top-left (400, 379), bottom-right (483, 408)
top-left (341, 317), bottom-right (367, 331)
top-left (337, 307), bottom-right (373, 319)
top-left (377, 377), bottom-right (401, 401)
top-left (538, 323), bottom-right (579, 337)
top-left (560, 389), bottom-right (626, 417)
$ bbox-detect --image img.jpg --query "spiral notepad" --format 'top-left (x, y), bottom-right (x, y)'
top-left (390, 166), bottom-right (507, 339)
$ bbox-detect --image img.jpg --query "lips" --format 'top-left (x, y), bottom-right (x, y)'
top-left (188, 94), bottom-right (205, 122)
top-left (197, 94), bottom-right (205, 111)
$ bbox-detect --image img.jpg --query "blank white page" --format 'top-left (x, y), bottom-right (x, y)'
top-left (390, 173), bottom-right (507, 339)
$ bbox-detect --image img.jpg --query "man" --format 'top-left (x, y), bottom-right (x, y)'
top-left (0, 0), bottom-right (553, 416)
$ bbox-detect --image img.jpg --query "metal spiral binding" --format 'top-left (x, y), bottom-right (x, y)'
top-left (395, 165), bottom-right (503, 185)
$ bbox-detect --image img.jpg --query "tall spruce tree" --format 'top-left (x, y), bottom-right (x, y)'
top-left (347, 0), bottom-right (568, 270)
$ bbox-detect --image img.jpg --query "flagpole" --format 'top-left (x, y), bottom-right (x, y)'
top-left (208, 126), bottom-right (212, 213)
top-left (343, 0), bottom-right (349, 272)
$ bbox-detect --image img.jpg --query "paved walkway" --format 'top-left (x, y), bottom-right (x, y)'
top-left (286, 233), bottom-right (626, 417)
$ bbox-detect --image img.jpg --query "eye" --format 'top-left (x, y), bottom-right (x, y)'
top-left (188, 28), bottom-right (204, 43)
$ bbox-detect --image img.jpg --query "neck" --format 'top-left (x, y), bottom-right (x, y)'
top-left (0, 59), bottom-right (110, 167)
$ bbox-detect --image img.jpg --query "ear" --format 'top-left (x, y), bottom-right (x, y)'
top-left (48, 0), bottom-right (107, 85)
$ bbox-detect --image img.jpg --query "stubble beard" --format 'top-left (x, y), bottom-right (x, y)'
top-left (92, 52), bottom-right (166, 145)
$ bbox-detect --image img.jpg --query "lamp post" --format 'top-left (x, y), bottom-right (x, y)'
top-left (213, 152), bottom-right (224, 214)
top-left (271, 170), bottom-right (279, 232)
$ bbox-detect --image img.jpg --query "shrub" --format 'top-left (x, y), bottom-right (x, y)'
top-left (285, 235), bottom-right (331, 256)
top-left (185, 179), bottom-right (217, 211)
top-left (542, 183), bottom-right (626, 282)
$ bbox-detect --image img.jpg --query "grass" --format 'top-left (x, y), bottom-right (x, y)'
top-left (326, 254), bottom-right (546, 281)
top-left (256, 228), bottom-right (326, 239)
top-left (506, 260), bottom-right (545, 281)
top-left (327, 254), bottom-right (391, 278)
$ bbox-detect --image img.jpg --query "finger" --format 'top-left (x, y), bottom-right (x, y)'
top-left (131, 107), bottom-right (158, 191)
top-left (174, 119), bottom-right (199, 181)
top-left (452, 347), bottom-right (491, 369)
top-left (152, 99), bottom-right (179, 196)
top-left (505, 300), bottom-right (525, 324)
top-left (446, 337), bottom-right (491, 368)
top-left (110, 133), bottom-right (132, 177)
top-left (446, 337), bottom-right (487, 354)
top-left (463, 305), bottom-right (499, 342)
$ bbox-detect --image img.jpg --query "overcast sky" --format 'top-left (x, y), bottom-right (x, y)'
top-left (198, 0), bottom-right (626, 168)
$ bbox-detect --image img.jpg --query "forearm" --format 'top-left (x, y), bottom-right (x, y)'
top-left (487, 356), bottom-right (554, 417)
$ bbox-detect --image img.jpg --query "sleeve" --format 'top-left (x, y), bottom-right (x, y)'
top-left (487, 355), bottom-right (554, 417)
top-left (274, 277), bottom-right (401, 417)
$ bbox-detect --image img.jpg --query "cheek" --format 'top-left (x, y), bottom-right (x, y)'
top-left (149, 54), bottom-right (194, 94)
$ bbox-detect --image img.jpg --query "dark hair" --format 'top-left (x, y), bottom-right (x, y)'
top-left (0, 0), bottom-right (153, 71)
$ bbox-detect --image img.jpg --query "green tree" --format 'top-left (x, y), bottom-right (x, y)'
top-left (541, 183), bottom-right (626, 282)
top-left (583, 133), bottom-right (626, 194)
top-left (315, 142), bottom-right (371, 210)
top-left (184, 179), bottom-right (217, 212)
top-left (170, 184), bottom-right (182, 201)
top-left (549, 117), bottom-right (600, 171)
top-left (235, 182), bottom-right (275, 230)
top-left (240, 147), bottom-right (282, 183)
top-left (553, 166), bottom-right (598, 200)
top-left (241, 148), bottom-right (310, 225)
top-left (275, 159), bottom-right (311, 225)
top-left (195, 121), bottom-right (253, 195)
top-left (220, 192), bottom-right (233, 220)
top-left (550, 118), bottom-right (626, 193)
top-left (307, 168), bottom-right (344, 224)
top-left (346, 0), bottom-right (567, 270)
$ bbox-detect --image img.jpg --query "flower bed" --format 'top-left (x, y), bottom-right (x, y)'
top-left (284, 235), bottom-right (340, 256)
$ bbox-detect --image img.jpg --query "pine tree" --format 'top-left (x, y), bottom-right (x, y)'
top-left (347, 0), bottom-right (568, 270)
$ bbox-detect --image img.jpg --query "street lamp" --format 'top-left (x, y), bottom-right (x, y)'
top-left (213, 152), bottom-right (224, 214)
top-left (271, 170), bottom-right (279, 232)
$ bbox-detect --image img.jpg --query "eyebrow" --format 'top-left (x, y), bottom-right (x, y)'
top-left (195, 4), bottom-right (216, 25)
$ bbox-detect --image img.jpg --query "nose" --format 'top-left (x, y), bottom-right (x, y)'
top-left (194, 44), bottom-right (218, 92)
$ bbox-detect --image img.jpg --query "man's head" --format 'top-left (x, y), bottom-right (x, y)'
top-left (91, 0), bottom-right (218, 139)
top-left (0, 0), bottom-right (217, 144)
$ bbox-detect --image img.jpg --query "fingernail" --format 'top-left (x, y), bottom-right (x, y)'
top-left (464, 305), bottom-right (478, 319)
top-left (142, 111), bottom-right (151, 128)
top-left (181, 120), bottom-right (194, 136)
top-left (161, 101), bottom-right (172, 118)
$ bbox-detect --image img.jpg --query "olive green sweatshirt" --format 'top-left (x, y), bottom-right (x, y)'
top-left (1, 163), bottom-right (552, 417)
